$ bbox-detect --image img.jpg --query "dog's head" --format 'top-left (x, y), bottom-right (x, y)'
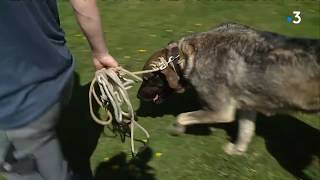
top-left (137, 42), bottom-right (187, 104)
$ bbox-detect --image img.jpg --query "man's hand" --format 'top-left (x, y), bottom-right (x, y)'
top-left (93, 53), bottom-right (118, 70)
top-left (69, 0), bottom-right (119, 70)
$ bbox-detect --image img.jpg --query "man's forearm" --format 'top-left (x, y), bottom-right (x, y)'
top-left (70, 0), bottom-right (108, 56)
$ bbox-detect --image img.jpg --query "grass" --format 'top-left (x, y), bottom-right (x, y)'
top-left (1, 0), bottom-right (319, 180)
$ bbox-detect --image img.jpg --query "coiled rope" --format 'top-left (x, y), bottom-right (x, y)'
top-left (89, 55), bottom-right (179, 155)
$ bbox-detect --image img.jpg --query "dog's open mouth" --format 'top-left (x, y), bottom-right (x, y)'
top-left (153, 94), bottom-right (159, 102)
top-left (152, 94), bottom-right (163, 104)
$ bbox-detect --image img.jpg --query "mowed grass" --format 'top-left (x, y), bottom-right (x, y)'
top-left (1, 1), bottom-right (319, 180)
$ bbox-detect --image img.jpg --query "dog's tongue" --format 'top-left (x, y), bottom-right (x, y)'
top-left (153, 94), bottom-right (159, 102)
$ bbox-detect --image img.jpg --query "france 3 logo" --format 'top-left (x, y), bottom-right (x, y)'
top-left (287, 11), bottom-right (302, 24)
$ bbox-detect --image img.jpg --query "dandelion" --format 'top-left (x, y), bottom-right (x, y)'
top-left (155, 152), bottom-right (162, 158)
top-left (137, 49), bottom-right (147, 53)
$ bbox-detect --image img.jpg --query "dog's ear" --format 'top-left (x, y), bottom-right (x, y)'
top-left (160, 67), bottom-right (185, 93)
top-left (178, 39), bottom-right (196, 77)
top-left (166, 42), bottom-right (179, 58)
top-left (178, 38), bottom-right (195, 59)
top-left (156, 42), bottom-right (185, 93)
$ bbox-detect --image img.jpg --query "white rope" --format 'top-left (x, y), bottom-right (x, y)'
top-left (89, 67), bottom-right (150, 155)
top-left (88, 55), bottom-right (180, 155)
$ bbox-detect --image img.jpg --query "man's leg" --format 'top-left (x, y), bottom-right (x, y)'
top-left (0, 78), bottom-right (75, 180)
top-left (0, 102), bottom-right (73, 180)
top-left (0, 131), bottom-right (10, 165)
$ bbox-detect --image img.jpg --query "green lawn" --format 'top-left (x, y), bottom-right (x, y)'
top-left (1, 0), bottom-right (320, 180)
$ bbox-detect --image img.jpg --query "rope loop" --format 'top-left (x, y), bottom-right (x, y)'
top-left (89, 55), bottom-right (180, 155)
top-left (89, 67), bottom-right (150, 155)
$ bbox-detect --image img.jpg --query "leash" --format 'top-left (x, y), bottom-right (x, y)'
top-left (89, 54), bottom-right (180, 155)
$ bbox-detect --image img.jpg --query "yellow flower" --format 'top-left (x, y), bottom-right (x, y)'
top-left (137, 49), bottom-right (147, 53)
top-left (155, 152), bottom-right (163, 157)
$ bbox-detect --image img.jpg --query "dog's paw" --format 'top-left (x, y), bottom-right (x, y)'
top-left (223, 142), bottom-right (246, 155)
top-left (167, 123), bottom-right (186, 136)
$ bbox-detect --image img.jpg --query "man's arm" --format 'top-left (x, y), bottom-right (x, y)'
top-left (69, 0), bottom-right (118, 69)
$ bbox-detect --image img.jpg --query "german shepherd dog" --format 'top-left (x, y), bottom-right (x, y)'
top-left (138, 23), bottom-right (320, 155)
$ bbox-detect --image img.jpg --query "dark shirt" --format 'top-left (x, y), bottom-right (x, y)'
top-left (0, 0), bottom-right (74, 129)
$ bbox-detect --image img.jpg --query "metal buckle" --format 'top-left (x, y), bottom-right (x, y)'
top-left (159, 62), bottom-right (167, 70)
top-left (168, 56), bottom-right (174, 63)
top-left (157, 57), bottom-right (168, 70)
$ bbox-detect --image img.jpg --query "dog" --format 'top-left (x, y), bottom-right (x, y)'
top-left (138, 23), bottom-right (320, 155)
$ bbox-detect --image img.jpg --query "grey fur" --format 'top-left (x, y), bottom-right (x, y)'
top-left (178, 23), bottom-right (320, 114)
top-left (138, 23), bottom-right (320, 155)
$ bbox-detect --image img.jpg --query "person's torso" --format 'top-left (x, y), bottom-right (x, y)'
top-left (0, 0), bottom-right (74, 129)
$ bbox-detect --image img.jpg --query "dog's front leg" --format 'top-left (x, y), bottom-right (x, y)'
top-left (177, 109), bottom-right (236, 125)
top-left (168, 106), bottom-right (236, 135)
top-left (224, 110), bottom-right (257, 155)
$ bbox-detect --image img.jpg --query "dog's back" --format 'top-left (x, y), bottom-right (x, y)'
top-left (245, 27), bottom-right (320, 113)
top-left (181, 23), bottom-right (320, 114)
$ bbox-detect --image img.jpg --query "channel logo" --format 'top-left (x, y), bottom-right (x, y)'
top-left (287, 11), bottom-right (302, 24)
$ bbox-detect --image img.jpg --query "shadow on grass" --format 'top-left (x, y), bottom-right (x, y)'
top-left (137, 87), bottom-right (238, 137)
top-left (94, 147), bottom-right (155, 180)
top-left (57, 73), bottom-right (103, 179)
top-left (136, 88), bottom-right (202, 117)
top-left (137, 89), bottom-right (320, 180)
top-left (57, 73), bottom-right (156, 180)
top-left (256, 114), bottom-right (320, 180)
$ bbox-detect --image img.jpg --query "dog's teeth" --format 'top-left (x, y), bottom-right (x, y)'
top-left (153, 94), bottom-right (159, 102)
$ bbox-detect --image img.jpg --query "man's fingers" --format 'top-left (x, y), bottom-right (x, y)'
top-left (93, 53), bottom-right (119, 70)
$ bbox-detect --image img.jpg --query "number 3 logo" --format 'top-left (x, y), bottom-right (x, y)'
top-left (292, 11), bottom-right (301, 24)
